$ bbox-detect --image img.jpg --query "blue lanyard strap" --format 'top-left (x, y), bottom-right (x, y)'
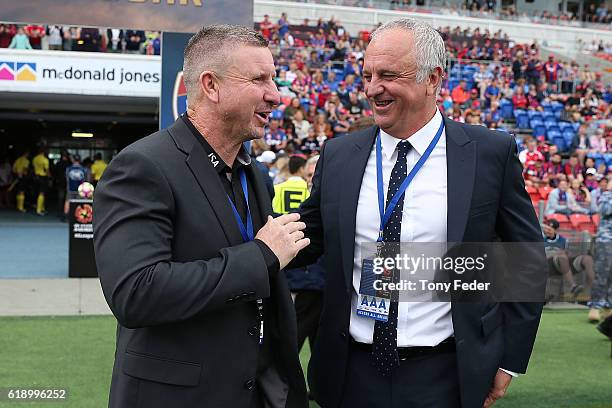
top-left (227, 169), bottom-right (254, 242)
top-left (376, 118), bottom-right (445, 242)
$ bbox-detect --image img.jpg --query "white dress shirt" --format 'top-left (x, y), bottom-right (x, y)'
top-left (349, 109), bottom-right (453, 347)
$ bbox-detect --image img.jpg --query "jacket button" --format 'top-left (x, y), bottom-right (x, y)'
top-left (245, 379), bottom-right (255, 390)
top-left (248, 326), bottom-right (259, 336)
top-left (339, 332), bottom-right (347, 339)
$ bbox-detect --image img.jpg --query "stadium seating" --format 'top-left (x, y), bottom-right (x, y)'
top-left (500, 100), bottom-right (514, 119)
top-left (569, 214), bottom-right (597, 234)
top-left (515, 111), bottom-right (529, 129)
top-left (539, 186), bottom-right (553, 200)
top-left (592, 213), bottom-right (600, 227)
top-left (545, 213), bottom-right (573, 230)
top-left (527, 186), bottom-right (541, 204)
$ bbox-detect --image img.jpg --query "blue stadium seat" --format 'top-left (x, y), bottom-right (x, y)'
top-left (500, 101), bottom-right (513, 119)
top-left (448, 79), bottom-right (459, 91)
top-left (542, 112), bottom-right (555, 121)
top-left (562, 128), bottom-right (575, 142)
top-left (558, 122), bottom-right (572, 132)
top-left (547, 125), bottom-right (561, 135)
top-left (605, 154), bottom-right (612, 166)
top-left (527, 110), bottom-right (542, 120)
top-left (515, 112), bottom-right (529, 129)
top-left (550, 135), bottom-right (566, 152)
top-left (544, 119), bottom-right (558, 128)
top-left (551, 101), bottom-right (564, 109)
top-left (552, 104), bottom-right (564, 118)
top-left (595, 157), bottom-right (606, 169)
top-left (588, 153), bottom-right (603, 164)
top-left (530, 118), bottom-right (544, 127)
top-left (572, 122), bottom-right (581, 132)
top-left (533, 124), bottom-right (547, 138)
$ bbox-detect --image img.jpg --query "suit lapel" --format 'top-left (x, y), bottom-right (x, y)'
top-left (445, 117), bottom-right (476, 243)
top-left (339, 127), bottom-right (378, 292)
top-left (167, 118), bottom-right (245, 246)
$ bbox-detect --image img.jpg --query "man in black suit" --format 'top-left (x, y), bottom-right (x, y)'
top-left (291, 18), bottom-right (546, 408)
top-left (93, 25), bottom-right (309, 408)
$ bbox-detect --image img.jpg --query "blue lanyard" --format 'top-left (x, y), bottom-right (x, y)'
top-left (227, 169), bottom-right (254, 242)
top-left (375, 118), bottom-right (445, 242)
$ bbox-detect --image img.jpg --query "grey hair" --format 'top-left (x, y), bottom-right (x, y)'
top-left (370, 18), bottom-right (446, 91)
top-left (183, 24), bottom-right (268, 104)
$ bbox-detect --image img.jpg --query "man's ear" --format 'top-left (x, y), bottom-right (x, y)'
top-left (200, 71), bottom-right (219, 103)
top-left (427, 67), bottom-right (444, 97)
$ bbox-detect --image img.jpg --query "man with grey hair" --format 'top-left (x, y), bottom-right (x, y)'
top-left (94, 24), bottom-right (309, 408)
top-left (289, 17), bottom-right (545, 408)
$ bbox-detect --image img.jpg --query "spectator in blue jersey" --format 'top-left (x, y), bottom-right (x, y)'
top-left (64, 154), bottom-right (88, 219)
top-left (278, 12), bottom-right (290, 37)
top-left (484, 79), bottom-right (501, 108)
top-left (264, 118), bottom-right (287, 152)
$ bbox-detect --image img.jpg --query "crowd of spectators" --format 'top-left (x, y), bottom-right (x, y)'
top-left (1, 13), bottom-right (610, 231)
top-left (305, 0), bottom-right (612, 27)
top-left (0, 23), bottom-right (161, 54)
top-left (252, 13), bottom-right (611, 233)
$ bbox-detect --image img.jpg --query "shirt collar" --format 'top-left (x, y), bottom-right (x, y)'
top-left (379, 109), bottom-right (443, 160)
top-left (182, 115), bottom-right (251, 174)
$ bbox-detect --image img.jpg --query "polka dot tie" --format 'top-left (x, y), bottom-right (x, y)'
top-left (371, 140), bottom-right (412, 376)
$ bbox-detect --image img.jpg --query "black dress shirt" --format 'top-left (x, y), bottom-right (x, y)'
top-left (182, 115), bottom-right (279, 275)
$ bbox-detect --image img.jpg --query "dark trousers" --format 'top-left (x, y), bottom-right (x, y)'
top-left (293, 290), bottom-right (323, 351)
top-left (340, 339), bottom-right (461, 408)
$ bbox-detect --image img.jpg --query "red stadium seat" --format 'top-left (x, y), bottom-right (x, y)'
top-left (569, 214), bottom-right (596, 234)
top-left (545, 213), bottom-right (572, 230)
top-left (526, 186), bottom-right (540, 203)
top-left (538, 186), bottom-right (553, 200)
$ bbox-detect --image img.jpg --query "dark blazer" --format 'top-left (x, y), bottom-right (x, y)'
top-left (291, 116), bottom-right (546, 408)
top-left (93, 118), bottom-right (307, 408)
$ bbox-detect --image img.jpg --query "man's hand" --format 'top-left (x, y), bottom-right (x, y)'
top-left (483, 369), bottom-right (512, 408)
top-left (255, 213), bottom-right (310, 270)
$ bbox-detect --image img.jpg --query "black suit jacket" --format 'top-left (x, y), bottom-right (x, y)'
top-left (291, 117), bottom-right (546, 408)
top-left (93, 118), bottom-right (307, 408)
